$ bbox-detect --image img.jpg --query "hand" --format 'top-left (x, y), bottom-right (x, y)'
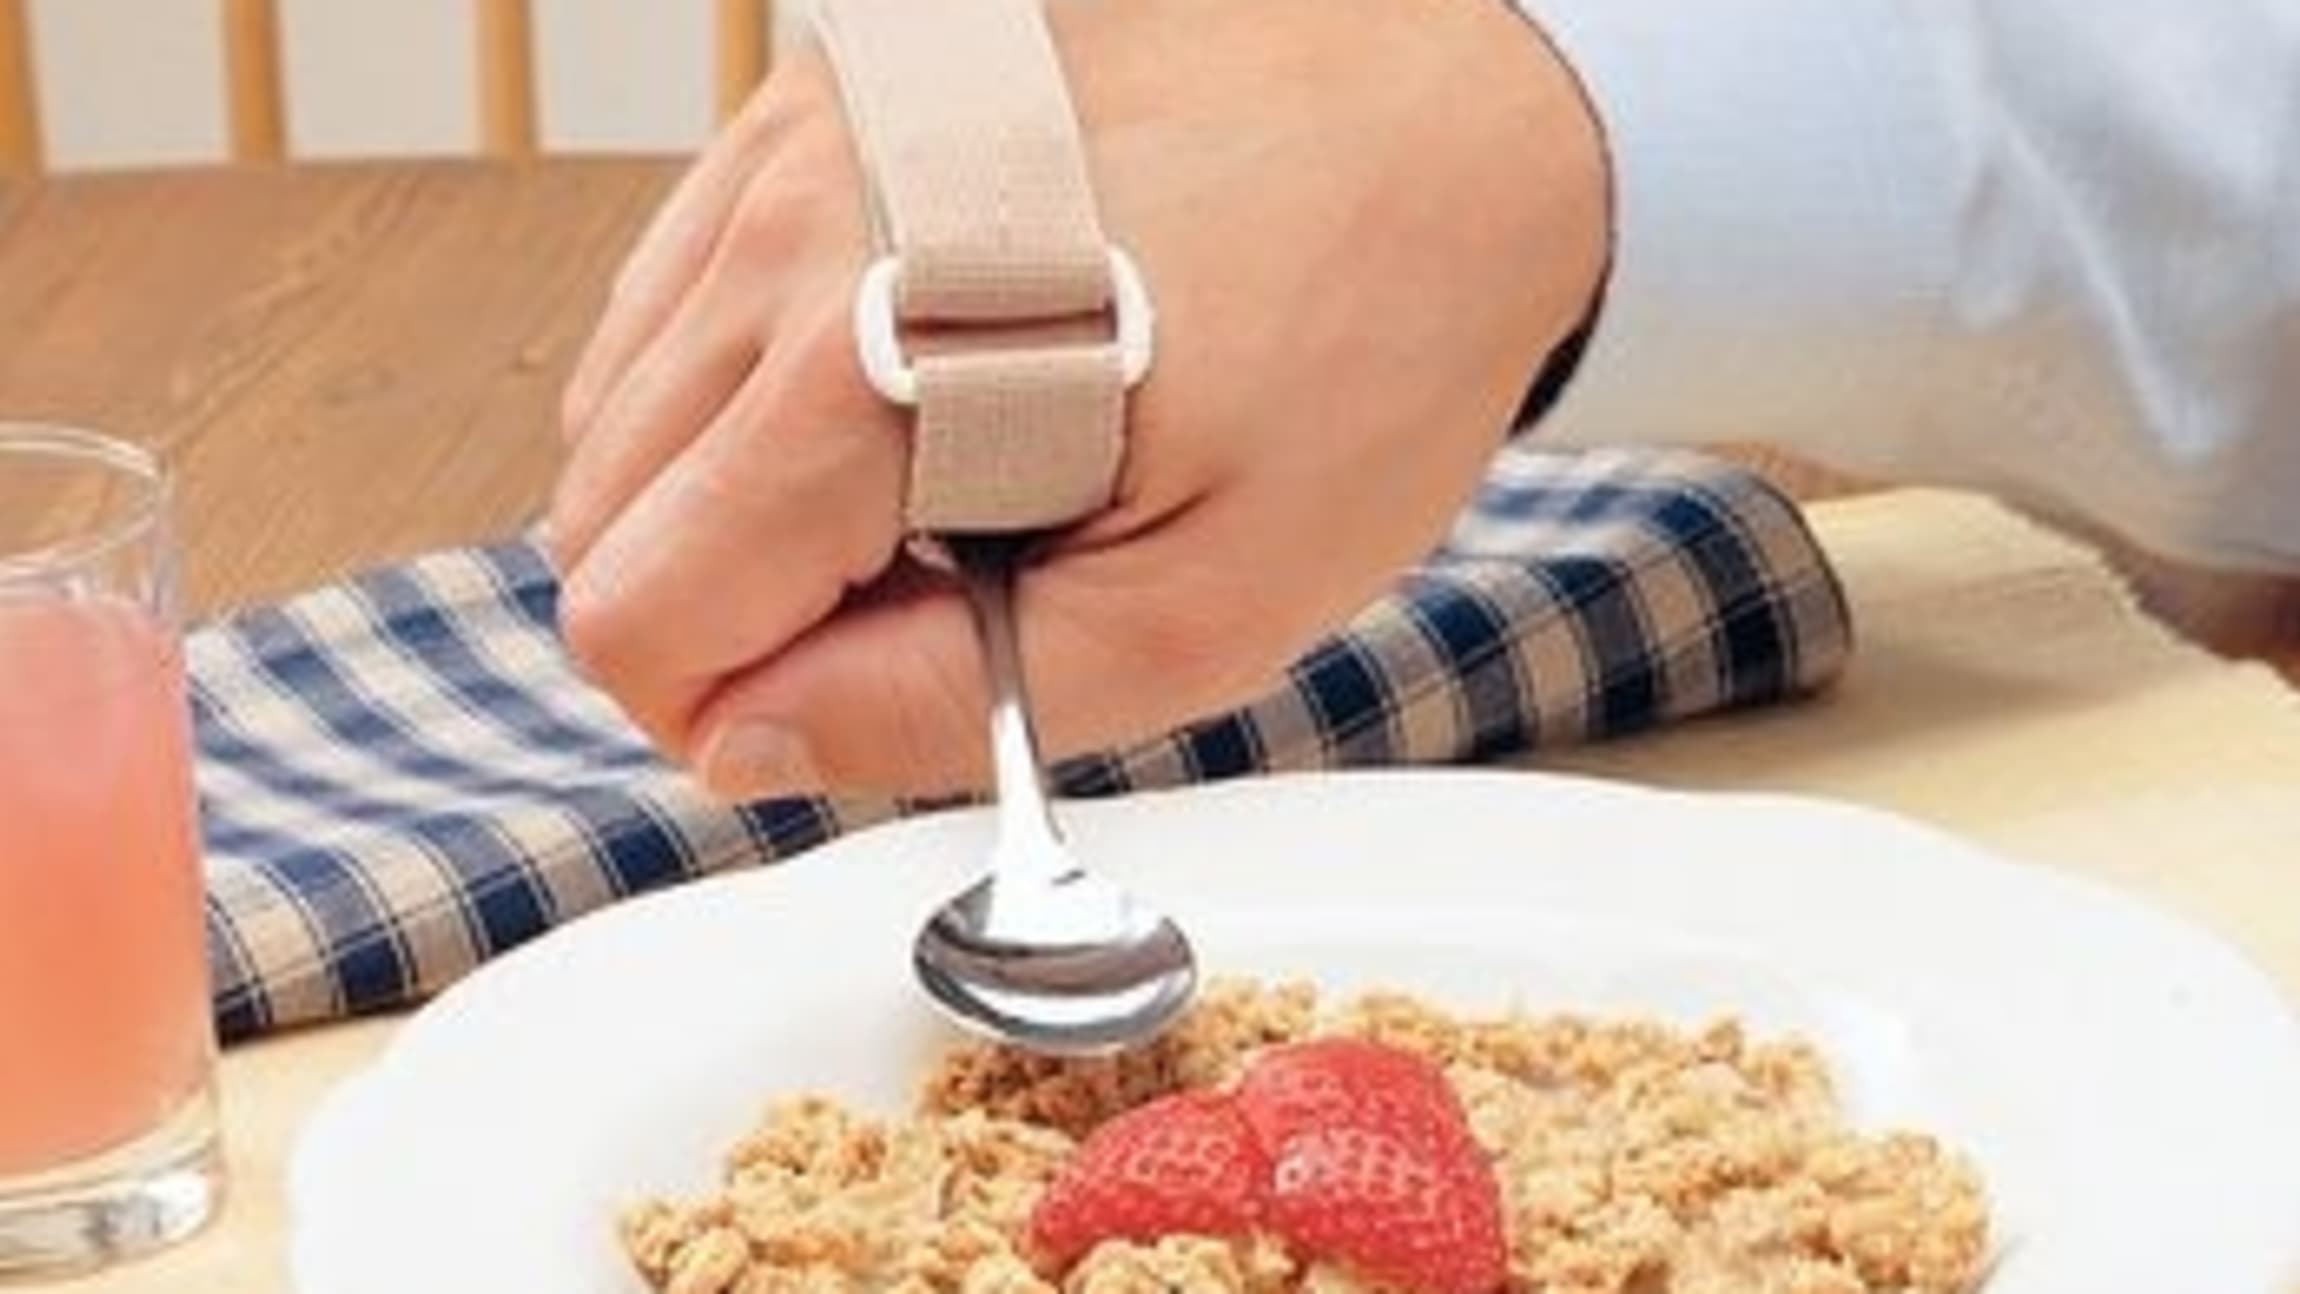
top-left (549, 0), bottom-right (1607, 799)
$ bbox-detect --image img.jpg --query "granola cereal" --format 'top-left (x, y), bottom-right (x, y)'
top-left (624, 979), bottom-right (1989, 1294)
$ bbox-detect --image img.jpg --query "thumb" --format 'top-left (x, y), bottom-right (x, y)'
top-left (688, 535), bottom-right (1293, 800)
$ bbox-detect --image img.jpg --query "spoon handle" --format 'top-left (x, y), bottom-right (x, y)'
top-left (947, 535), bottom-right (1073, 874)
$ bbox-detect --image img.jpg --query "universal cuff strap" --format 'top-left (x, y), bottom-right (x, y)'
top-left (814, 0), bottom-right (1154, 534)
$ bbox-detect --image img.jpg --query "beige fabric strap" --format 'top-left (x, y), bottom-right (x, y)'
top-left (814, 0), bottom-right (1134, 534)
top-left (912, 346), bottom-right (1127, 531)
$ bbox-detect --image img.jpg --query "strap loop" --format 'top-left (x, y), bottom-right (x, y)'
top-left (854, 247), bottom-right (1157, 407)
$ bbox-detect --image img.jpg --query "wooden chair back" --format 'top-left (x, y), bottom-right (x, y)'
top-left (0, 0), bottom-right (774, 174)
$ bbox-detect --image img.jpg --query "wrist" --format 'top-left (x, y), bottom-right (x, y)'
top-left (1433, 0), bottom-right (1614, 427)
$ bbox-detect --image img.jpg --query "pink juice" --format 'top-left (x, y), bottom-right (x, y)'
top-left (0, 599), bottom-right (210, 1176)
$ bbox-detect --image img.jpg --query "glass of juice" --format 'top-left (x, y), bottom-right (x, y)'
top-left (0, 425), bottom-right (220, 1275)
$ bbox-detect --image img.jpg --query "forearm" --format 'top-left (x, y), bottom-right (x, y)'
top-left (1508, 0), bottom-right (2300, 571)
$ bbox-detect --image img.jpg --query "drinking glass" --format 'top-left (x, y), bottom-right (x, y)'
top-left (0, 425), bottom-right (220, 1276)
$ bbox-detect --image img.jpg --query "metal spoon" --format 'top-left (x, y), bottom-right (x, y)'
top-left (912, 534), bottom-right (1198, 1055)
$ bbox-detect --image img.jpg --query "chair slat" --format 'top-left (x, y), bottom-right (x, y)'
top-left (715, 0), bottom-right (770, 126)
top-left (20, 0), bottom-right (776, 172)
top-left (222, 0), bottom-right (287, 162)
top-left (476, 0), bottom-right (538, 158)
top-left (0, 0), bottom-right (44, 174)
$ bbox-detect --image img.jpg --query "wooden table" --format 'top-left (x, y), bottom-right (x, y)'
top-left (0, 161), bottom-right (670, 613)
top-left (5, 163), bottom-right (2298, 1292)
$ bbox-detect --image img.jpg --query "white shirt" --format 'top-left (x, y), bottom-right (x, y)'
top-left (1511, 0), bottom-right (2300, 571)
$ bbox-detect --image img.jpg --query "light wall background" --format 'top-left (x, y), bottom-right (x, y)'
top-left (26, 1), bottom-right (806, 170)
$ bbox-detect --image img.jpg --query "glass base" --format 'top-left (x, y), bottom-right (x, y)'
top-left (0, 1089), bottom-right (222, 1281)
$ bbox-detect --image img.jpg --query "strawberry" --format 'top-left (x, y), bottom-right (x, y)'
top-left (1267, 1124), bottom-right (1507, 1294)
top-left (1027, 1091), bottom-right (1270, 1266)
top-left (1029, 1039), bottom-right (1508, 1294)
top-left (1235, 1037), bottom-right (1473, 1157)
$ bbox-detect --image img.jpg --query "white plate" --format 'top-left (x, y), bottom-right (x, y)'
top-left (289, 770), bottom-right (2300, 1293)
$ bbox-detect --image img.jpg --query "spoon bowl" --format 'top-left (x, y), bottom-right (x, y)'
top-left (911, 535), bottom-right (1198, 1056)
top-left (915, 870), bottom-right (1196, 1054)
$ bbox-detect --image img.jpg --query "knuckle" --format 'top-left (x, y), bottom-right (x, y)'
top-left (722, 181), bottom-right (805, 265)
top-left (558, 378), bottom-right (595, 441)
top-left (541, 505), bottom-right (583, 577)
top-left (736, 357), bottom-right (905, 579)
top-left (557, 574), bottom-right (695, 756)
top-left (556, 566), bottom-right (640, 686)
top-left (719, 130), bottom-right (862, 269)
top-left (776, 302), bottom-right (873, 410)
top-left (543, 451), bottom-right (619, 573)
top-left (735, 51), bottom-right (827, 136)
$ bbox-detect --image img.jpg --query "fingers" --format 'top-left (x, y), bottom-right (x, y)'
top-left (548, 292), bottom-right (763, 576)
top-left (554, 63), bottom-right (878, 580)
top-left (555, 51), bottom-right (898, 767)
top-left (686, 512), bottom-right (1309, 800)
top-left (561, 96), bottom-right (773, 445)
top-left (691, 575), bottom-right (982, 796)
top-left (556, 321), bottom-right (909, 756)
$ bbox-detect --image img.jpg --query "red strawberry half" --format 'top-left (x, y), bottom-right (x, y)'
top-left (1234, 1037), bottom-right (1473, 1157)
top-left (1028, 1091), bottom-right (1270, 1267)
top-left (1028, 1038), bottom-right (1507, 1294)
top-left (1268, 1124), bottom-right (1507, 1294)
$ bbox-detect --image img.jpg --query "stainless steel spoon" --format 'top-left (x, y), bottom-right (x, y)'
top-left (912, 534), bottom-right (1198, 1055)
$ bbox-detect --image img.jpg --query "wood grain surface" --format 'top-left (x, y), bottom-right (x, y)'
top-left (0, 161), bottom-right (2289, 681)
top-left (0, 161), bottom-right (674, 613)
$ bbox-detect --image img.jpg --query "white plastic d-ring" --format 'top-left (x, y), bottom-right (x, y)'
top-left (853, 247), bottom-right (1157, 407)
